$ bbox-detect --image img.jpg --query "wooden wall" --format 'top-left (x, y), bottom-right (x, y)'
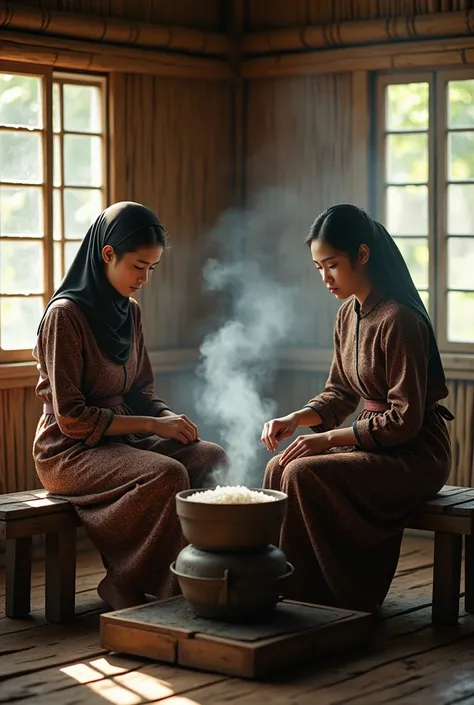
top-left (0, 388), bottom-right (42, 493)
top-left (245, 72), bottom-right (367, 348)
top-left (111, 74), bottom-right (233, 350)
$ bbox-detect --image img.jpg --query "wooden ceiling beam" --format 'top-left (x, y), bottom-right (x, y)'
top-left (242, 10), bottom-right (474, 56)
top-left (0, 28), bottom-right (230, 80)
top-left (0, 1), bottom-right (229, 57)
top-left (241, 34), bottom-right (474, 79)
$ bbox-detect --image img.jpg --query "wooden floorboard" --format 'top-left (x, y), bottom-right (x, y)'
top-left (0, 535), bottom-right (472, 704)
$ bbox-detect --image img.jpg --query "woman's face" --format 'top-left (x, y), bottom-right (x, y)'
top-left (102, 244), bottom-right (164, 297)
top-left (310, 239), bottom-right (370, 301)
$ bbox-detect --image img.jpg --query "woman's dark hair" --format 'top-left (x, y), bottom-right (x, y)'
top-left (306, 204), bottom-right (373, 259)
top-left (113, 224), bottom-right (168, 261)
top-left (306, 204), bottom-right (383, 286)
top-left (38, 201), bottom-right (169, 365)
top-left (305, 203), bottom-right (446, 381)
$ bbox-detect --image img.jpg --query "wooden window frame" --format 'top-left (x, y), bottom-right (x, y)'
top-left (0, 65), bottom-right (107, 364)
top-left (375, 69), bottom-right (474, 354)
top-left (52, 72), bottom-right (108, 292)
top-left (436, 68), bottom-right (474, 354)
top-left (0, 62), bottom-right (53, 364)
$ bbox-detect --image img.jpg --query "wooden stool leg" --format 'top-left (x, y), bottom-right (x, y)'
top-left (5, 537), bottom-right (32, 618)
top-left (45, 526), bottom-right (76, 623)
top-left (465, 535), bottom-right (474, 613)
top-left (432, 532), bottom-right (462, 625)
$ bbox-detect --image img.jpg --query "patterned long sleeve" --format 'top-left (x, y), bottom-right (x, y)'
top-left (123, 301), bottom-right (171, 417)
top-left (305, 308), bottom-right (360, 431)
top-left (38, 304), bottom-right (114, 447)
top-left (353, 307), bottom-right (429, 449)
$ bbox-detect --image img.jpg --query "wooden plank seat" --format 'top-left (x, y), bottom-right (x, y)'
top-left (0, 489), bottom-right (79, 623)
top-left (407, 484), bottom-right (474, 626)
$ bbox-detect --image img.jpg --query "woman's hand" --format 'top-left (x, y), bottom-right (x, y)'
top-left (150, 413), bottom-right (199, 444)
top-left (279, 433), bottom-right (331, 467)
top-left (261, 414), bottom-right (299, 452)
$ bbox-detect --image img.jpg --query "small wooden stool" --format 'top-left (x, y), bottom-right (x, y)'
top-left (0, 489), bottom-right (79, 623)
top-left (407, 485), bottom-right (474, 626)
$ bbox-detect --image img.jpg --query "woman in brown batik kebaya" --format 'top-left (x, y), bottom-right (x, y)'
top-left (33, 202), bottom-right (228, 610)
top-left (261, 204), bottom-right (453, 614)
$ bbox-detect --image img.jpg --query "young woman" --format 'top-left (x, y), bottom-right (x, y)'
top-left (261, 204), bottom-right (453, 614)
top-left (34, 201), bottom-right (229, 610)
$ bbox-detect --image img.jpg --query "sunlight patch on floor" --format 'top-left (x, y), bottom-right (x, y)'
top-left (60, 658), bottom-right (198, 705)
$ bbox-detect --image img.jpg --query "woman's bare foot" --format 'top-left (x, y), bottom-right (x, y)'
top-left (98, 575), bottom-right (146, 611)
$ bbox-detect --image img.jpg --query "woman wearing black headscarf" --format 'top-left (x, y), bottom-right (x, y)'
top-left (34, 202), bottom-right (229, 610)
top-left (261, 204), bottom-right (453, 614)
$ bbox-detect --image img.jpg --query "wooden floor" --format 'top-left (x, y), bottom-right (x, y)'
top-left (1, 535), bottom-right (474, 705)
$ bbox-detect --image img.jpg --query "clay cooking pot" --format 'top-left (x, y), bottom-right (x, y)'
top-left (175, 487), bottom-right (288, 551)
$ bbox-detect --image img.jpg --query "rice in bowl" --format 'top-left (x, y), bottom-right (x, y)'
top-left (185, 485), bottom-right (277, 504)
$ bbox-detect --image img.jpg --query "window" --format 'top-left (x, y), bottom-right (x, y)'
top-left (0, 65), bottom-right (107, 363)
top-left (376, 71), bottom-right (474, 351)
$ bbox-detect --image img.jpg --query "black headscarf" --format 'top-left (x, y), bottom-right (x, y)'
top-left (314, 204), bottom-right (445, 383)
top-left (38, 201), bottom-right (166, 364)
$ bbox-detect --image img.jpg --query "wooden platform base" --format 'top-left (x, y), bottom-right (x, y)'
top-left (100, 595), bottom-right (373, 678)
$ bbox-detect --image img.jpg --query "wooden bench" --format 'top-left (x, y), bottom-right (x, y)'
top-left (407, 484), bottom-right (474, 626)
top-left (0, 489), bottom-right (79, 623)
top-left (2, 484), bottom-right (474, 626)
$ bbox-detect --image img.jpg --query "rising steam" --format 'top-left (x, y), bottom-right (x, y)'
top-left (196, 199), bottom-right (300, 486)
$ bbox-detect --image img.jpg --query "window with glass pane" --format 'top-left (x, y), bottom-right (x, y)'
top-left (382, 82), bottom-right (430, 312)
top-left (53, 77), bottom-right (106, 290)
top-left (0, 72), bottom-right (46, 356)
top-left (378, 72), bottom-right (474, 351)
top-left (0, 69), bottom-right (106, 362)
top-left (446, 79), bottom-right (474, 344)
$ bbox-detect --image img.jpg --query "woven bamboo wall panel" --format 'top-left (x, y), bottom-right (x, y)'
top-left (447, 380), bottom-right (474, 487)
top-left (0, 387), bottom-right (42, 494)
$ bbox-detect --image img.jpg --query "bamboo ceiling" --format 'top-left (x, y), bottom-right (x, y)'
top-left (0, 1), bottom-right (474, 79)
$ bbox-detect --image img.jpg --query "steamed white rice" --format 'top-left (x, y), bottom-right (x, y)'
top-left (185, 485), bottom-right (276, 504)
